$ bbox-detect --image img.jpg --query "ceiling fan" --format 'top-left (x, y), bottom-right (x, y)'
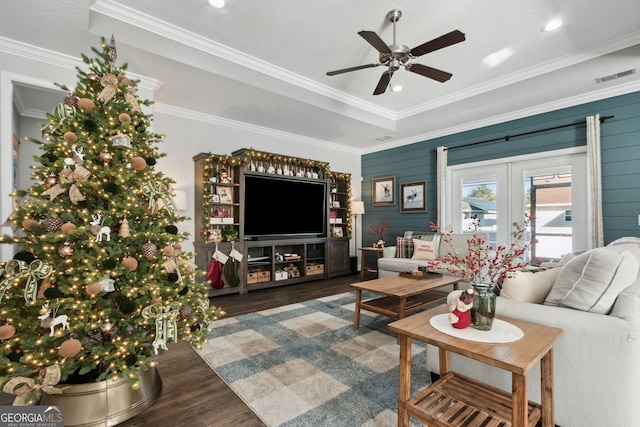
top-left (326, 9), bottom-right (466, 95)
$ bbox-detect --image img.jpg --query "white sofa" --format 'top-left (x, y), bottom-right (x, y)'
top-left (378, 231), bottom-right (488, 279)
top-left (425, 238), bottom-right (640, 427)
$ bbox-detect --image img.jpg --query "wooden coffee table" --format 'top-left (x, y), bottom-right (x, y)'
top-left (388, 305), bottom-right (563, 427)
top-left (350, 274), bottom-right (460, 329)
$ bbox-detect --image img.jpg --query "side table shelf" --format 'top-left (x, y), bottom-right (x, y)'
top-left (408, 372), bottom-right (541, 426)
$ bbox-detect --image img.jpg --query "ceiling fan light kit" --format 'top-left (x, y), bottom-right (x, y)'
top-left (327, 9), bottom-right (466, 95)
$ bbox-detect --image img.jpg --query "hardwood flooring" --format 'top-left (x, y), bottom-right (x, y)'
top-left (118, 273), bottom-right (361, 426)
top-left (0, 272), bottom-right (368, 425)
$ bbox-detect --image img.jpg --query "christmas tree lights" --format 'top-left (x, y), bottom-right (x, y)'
top-left (0, 37), bottom-right (223, 405)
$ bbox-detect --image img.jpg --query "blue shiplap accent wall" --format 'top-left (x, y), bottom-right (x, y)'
top-left (362, 91), bottom-right (640, 247)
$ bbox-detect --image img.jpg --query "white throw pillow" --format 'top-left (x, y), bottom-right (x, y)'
top-left (501, 268), bottom-right (561, 304)
top-left (412, 239), bottom-right (438, 261)
top-left (544, 247), bottom-right (639, 313)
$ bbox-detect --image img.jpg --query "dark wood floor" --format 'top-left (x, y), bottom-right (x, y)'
top-left (121, 273), bottom-right (364, 426)
top-left (0, 273), bottom-right (365, 425)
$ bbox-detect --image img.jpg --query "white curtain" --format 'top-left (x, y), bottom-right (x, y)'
top-left (436, 146), bottom-right (448, 226)
top-left (586, 114), bottom-right (604, 248)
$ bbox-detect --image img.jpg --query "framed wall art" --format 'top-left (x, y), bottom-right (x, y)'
top-left (372, 176), bottom-right (396, 206)
top-left (400, 181), bottom-right (427, 213)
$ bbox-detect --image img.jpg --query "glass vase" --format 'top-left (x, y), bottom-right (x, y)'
top-left (471, 284), bottom-right (496, 331)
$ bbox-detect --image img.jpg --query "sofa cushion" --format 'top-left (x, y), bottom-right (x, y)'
top-left (404, 231), bottom-right (437, 241)
top-left (501, 268), bottom-right (560, 303)
top-left (544, 247), bottom-right (639, 313)
top-left (395, 237), bottom-right (414, 258)
top-left (412, 239), bottom-right (438, 261)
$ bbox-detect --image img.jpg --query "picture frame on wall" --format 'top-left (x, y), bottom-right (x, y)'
top-left (400, 181), bottom-right (427, 213)
top-left (372, 176), bottom-right (396, 206)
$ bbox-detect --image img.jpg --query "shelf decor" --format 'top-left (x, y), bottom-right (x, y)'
top-left (233, 148), bottom-right (331, 176)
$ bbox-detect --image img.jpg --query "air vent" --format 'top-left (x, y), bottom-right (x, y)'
top-left (596, 68), bottom-right (636, 83)
top-left (375, 135), bottom-right (394, 141)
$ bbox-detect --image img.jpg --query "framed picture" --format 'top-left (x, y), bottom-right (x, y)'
top-left (332, 226), bottom-right (343, 237)
top-left (400, 181), bottom-right (427, 213)
top-left (372, 176), bottom-right (396, 206)
top-left (332, 201), bottom-right (341, 208)
top-left (216, 187), bottom-right (231, 203)
top-left (210, 194), bottom-right (221, 203)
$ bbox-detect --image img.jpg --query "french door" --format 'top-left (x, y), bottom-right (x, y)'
top-left (448, 148), bottom-right (587, 261)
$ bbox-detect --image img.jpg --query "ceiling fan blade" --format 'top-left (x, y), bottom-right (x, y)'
top-left (326, 63), bottom-right (380, 76)
top-left (406, 63), bottom-right (452, 83)
top-left (410, 30), bottom-right (466, 57)
top-left (373, 70), bottom-right (394, 95)
top-left (358, 30), bottom-right (392, 54)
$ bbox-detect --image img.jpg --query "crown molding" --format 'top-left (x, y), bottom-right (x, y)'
top-left (153, 103), bottom-right (362, 155)
top-left (90, 0), bottom-right (395, 121)
top-left (363, 79), bottom-right (640, 154)
top-left (0, 37), bottom-right (162, 93)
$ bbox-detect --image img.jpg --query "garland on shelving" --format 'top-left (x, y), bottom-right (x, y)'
top-left (328, 171), bottom-right (353, 238)
top-left (200, 151), bottom-right (349, 242)
top-left (239, 149), bottom-right (330, 175)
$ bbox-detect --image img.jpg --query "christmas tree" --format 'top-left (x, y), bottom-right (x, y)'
top-left (0, 36), bottom-right (223, 404)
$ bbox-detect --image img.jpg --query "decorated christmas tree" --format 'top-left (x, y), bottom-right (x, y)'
top-left (0, 36), bottom-right (223, 404)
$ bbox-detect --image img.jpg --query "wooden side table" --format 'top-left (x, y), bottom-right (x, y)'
top-left (388, 305), bottom-right (563, 427)
top-left (358, 247), bottom-right (384, 281)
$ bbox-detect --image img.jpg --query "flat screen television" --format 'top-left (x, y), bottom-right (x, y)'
top-left (243, 174), bottom-right (327, 240)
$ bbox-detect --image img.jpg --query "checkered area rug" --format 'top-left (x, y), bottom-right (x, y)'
top-left (196, 291), bottom-right (433, 427)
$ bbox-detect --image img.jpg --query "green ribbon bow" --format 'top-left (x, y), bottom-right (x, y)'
top-left (0, 259), bottom-right (53, 303)
top-left (196, 298), bottom-right (213, 329)
top-left (141, 180), bottom-right (176, 215)
top-left (142, 302), bottom-right (181, 355)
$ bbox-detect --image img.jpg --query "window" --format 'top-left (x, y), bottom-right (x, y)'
top-left (448, 148), bottom-right (587, 261)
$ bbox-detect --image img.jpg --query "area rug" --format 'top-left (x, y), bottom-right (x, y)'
top-left (196, 291), bottom-right (436, 427)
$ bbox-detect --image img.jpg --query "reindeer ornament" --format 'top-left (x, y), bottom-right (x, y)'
top-left (90, 214), bottom-right (111, 242)
top-left (38, 303), bottom-right (69, 337)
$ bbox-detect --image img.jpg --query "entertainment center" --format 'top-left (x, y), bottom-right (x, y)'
top-left (193, 149), bottom-right (352, 296)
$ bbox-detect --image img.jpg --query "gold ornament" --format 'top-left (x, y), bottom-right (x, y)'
top-left (99, 150), bottom-right (113, 165)
top-left (58, 242), bottom-right (74, 257)
top-left (44, 174), bottom-right (58, 188)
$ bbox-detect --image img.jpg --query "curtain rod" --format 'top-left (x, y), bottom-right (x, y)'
top-left (444, 115), bottom-right (614, 151)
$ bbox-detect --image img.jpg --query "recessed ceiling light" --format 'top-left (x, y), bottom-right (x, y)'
top-left (208, 0), bottom-right (225, 8)
top-left (543, 19), bottom-right (562, 32)
top-left (391, 84), bottom-right (403, 92)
